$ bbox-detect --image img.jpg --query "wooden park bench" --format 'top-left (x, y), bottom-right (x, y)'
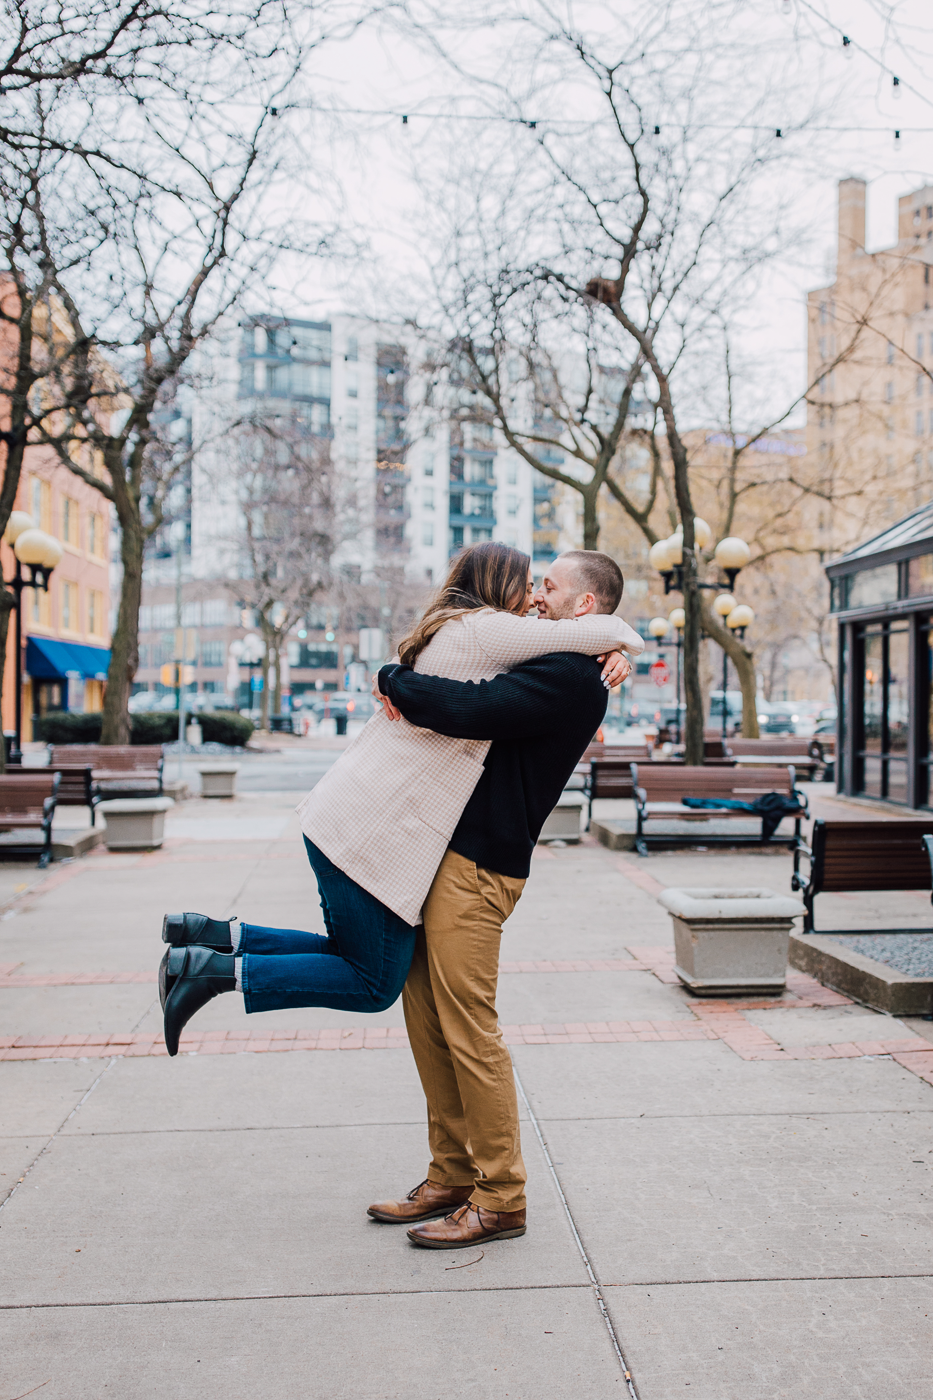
top-left (792, 819), bottom-right (933, 933)
top-left (49, 744), bottom-right (164, 799)
top-left (729, 736), bottom-right (824, 781)
top-left (568, 744), bottom-right (650, 823)
top-left (631, 762), bottom-right (806, 855)
top-left (45, 758), bottom-right (100, 825)
top-left (0, 772), bottom-right (59, 867)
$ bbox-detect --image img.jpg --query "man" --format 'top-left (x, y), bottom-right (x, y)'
top-left (367, 550), bottom-right (640, 1249)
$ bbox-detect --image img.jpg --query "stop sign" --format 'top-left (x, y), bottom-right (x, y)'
top-left (649, 658), bottom-right (671, 687)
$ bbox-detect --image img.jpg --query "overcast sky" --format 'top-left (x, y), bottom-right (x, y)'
top-left (263, 0), bottom-right (933, 425)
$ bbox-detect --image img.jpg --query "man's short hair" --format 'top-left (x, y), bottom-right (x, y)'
top-left (560, 550), bottom-right (625, 614)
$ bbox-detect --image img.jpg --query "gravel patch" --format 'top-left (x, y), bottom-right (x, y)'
top-left (828, 932), bottom-right (933, 978)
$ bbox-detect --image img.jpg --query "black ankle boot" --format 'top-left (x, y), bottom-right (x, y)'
top-left (160, 945), bottom-right (236, 1056)
top-left (162, 912), bottom-right (235, 952)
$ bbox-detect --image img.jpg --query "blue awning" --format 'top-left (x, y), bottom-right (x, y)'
top-left (26, 637), bottom-right (111, 681)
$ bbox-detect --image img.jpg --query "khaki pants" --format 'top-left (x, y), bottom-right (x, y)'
top-left (403, 849), bottom-right (527, 1212)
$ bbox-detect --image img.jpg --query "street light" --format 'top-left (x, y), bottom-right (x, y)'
top-left (715, 599), bottom-right (755, 741)
top-left (2, 515), bottom-right (63, 763)
top-left (650, 522), bottom-right (751, 595)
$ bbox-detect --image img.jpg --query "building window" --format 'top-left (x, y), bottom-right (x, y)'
top-left (918, 376), bottom-right (925, 398)
top-left (450, 525), bottom-right (464, 550)
top-left (857, 623), bottom-right (908, 803)
top-left (886, 381), bottom-right (894, 402)
top-left (88, 588), bottom-right (104, 636)
top-left (471, 527), bottom-right (492, 543)
top-left (61, 497), bottom-right (80, 546)
top-left (202, 598), bottom-right (230, 627)
top-left (61, 581), bottom-right (75, 631)
top-left (291, 362), bottom-right (331, 398)
top-left (29, 477), bottom-right (51, 531)
top-left (200, 640), bottom-right (225, 667)
top-left (345, 366), bottom-right (358, 398)
top-left (345, 336), bottom-right (358, 362)
top-left (918, 411), bottom-right (925, 436)
top-left (506, 462), bottom-right (518, 485)
top-left (422, 523), bottom-right (434, 547)
top-left (919, 334), bottom-right (925, 359)
top-left (507, 494), bottom-right (520, 516)
top-left (423, 487), bottom-right (434, 510)
top-left (88, 513), bottom-right (105, 558)
top-left (886, 343), bottom-right (895, 365)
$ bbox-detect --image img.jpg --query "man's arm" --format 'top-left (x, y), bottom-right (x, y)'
top-left (377, 654), bottom-right (602, 742)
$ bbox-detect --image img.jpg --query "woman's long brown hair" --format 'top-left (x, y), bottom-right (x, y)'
top-left (397, 541), bottom-right (531, 665)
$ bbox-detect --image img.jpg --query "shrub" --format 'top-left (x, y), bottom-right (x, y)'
top-left (199, 711), bottom-right (254, 747)
top-left (33, 712), bottom-right (102, 744)
top-left (33, 707), bottom-right (254, 748)
top-left (129, 712), bottom-right (178, 745)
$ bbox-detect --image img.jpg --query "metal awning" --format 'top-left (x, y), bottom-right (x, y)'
top-left (26, 637), bottom-right (111, 681)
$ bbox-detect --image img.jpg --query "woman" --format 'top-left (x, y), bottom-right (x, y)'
top-left (159, 543), bottom-right (642, 1053)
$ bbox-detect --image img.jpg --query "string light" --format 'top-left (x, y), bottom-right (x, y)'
top-left (894, 128), bottom-right (901, 149)
top-left (842, 34), bottom-right (853, 58)
top-left (893, 75), bottom-right (901, 100)
top-left (781, 0), bottom-right (792, 12)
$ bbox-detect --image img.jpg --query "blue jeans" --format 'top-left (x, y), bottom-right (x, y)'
top-left (239, 837), bottom-right (416, 1015)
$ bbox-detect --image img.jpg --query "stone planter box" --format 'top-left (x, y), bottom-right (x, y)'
top-left (790, 932), bottom-right (933, 1016)
top-left (98, 797), bottom-right (174, 850)
top-left (658, 886), bottom-right (805, 996)
top-left (198, 764), bottom-right (238, 799)
top-left (539, 792), bottom-right (585, 843)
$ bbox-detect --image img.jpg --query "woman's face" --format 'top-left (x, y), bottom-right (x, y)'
top-left (511, 569), bottom-right (535, 616)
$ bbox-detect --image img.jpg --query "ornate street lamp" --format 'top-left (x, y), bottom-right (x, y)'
top-left (649, 521), bottom-right (751, 596)
top-left (715, 597), bottom-right (755, 740)
top-left (3, 512), bottom-right (64, 763)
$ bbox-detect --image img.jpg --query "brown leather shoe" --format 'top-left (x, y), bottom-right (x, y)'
top-left (367, 1178), bottom-right (473, 1224)
top-left (407, 1201), bottom-right (526, 1249)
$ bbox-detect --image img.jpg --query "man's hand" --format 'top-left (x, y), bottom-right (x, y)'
top-left (371, 672), bottom-right (401, 721)
top-left (597, 650), bottom-right (631, 688)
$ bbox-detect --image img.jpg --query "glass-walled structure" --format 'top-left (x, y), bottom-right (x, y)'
top-left (827, 502), bottom-right (933, 807)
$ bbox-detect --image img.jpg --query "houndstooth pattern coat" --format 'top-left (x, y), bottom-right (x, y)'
top-left (296, 609), bottom-right (644, 924)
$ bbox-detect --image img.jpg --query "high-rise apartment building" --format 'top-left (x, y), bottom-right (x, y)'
top-left (134, 313), bottom-right (565, 705)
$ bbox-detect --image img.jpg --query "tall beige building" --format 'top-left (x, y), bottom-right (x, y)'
top-left (807, 178), bottom-right (933, 554)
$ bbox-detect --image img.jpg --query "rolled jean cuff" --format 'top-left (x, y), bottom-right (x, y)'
top-left (240, 952), bottom-right (253, 1010)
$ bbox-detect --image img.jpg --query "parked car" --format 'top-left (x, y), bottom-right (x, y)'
top-left (755, 702), bottom-right (797, 735)
top-left (306, 692), bottom-right (379, 722)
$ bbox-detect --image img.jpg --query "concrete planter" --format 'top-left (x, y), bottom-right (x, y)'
top-left (198, 764), bottom-right (238, 799)
top-left (98, 797), bottom-right (174, 850)
top-left (539, 792), bottom-right (585, 843)
top-left (658, 886), bottom-right (805, 996)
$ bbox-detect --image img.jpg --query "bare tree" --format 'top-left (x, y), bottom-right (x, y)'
top-left (229, 411), bottom-right (342, 728)
top-left (0, 2), bottom-right (360, 742)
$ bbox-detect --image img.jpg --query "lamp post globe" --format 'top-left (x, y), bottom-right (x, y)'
top-left (726, 603), bottom-right (755, 631)
top-left (714, 592), bottom-right (736, 618)
top-left (665, 534), bottom-right (683, 566)
top-left (648, 539), bottom-right (674, 573)
top-left (3, 512), bottom-right (35, 546)
top-left (714, 537), bottom-right (751, 570)
top-left (648, 616), bottom-right (669, 639)
top-left (668, 607), bottom-right (685, 630)
top-left (14, 528), bottom-right (58, 566)
top-left (693, 517), bottom-right (713, 549)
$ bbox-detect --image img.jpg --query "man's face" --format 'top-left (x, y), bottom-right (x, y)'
top-left (533, 557), bottom-right (595, 620)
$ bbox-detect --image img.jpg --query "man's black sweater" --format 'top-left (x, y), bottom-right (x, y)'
top-left (378, 652), bottom-right (608, 879)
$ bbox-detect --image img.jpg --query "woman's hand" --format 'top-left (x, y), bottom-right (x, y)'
top-left (371, 672), bottom-right (402, 720)
top-left (597, 650), bottom-right (631, 689)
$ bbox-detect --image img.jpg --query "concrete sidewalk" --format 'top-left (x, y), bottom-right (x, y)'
top-left (2, 786), bottom-right (933, 1398)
